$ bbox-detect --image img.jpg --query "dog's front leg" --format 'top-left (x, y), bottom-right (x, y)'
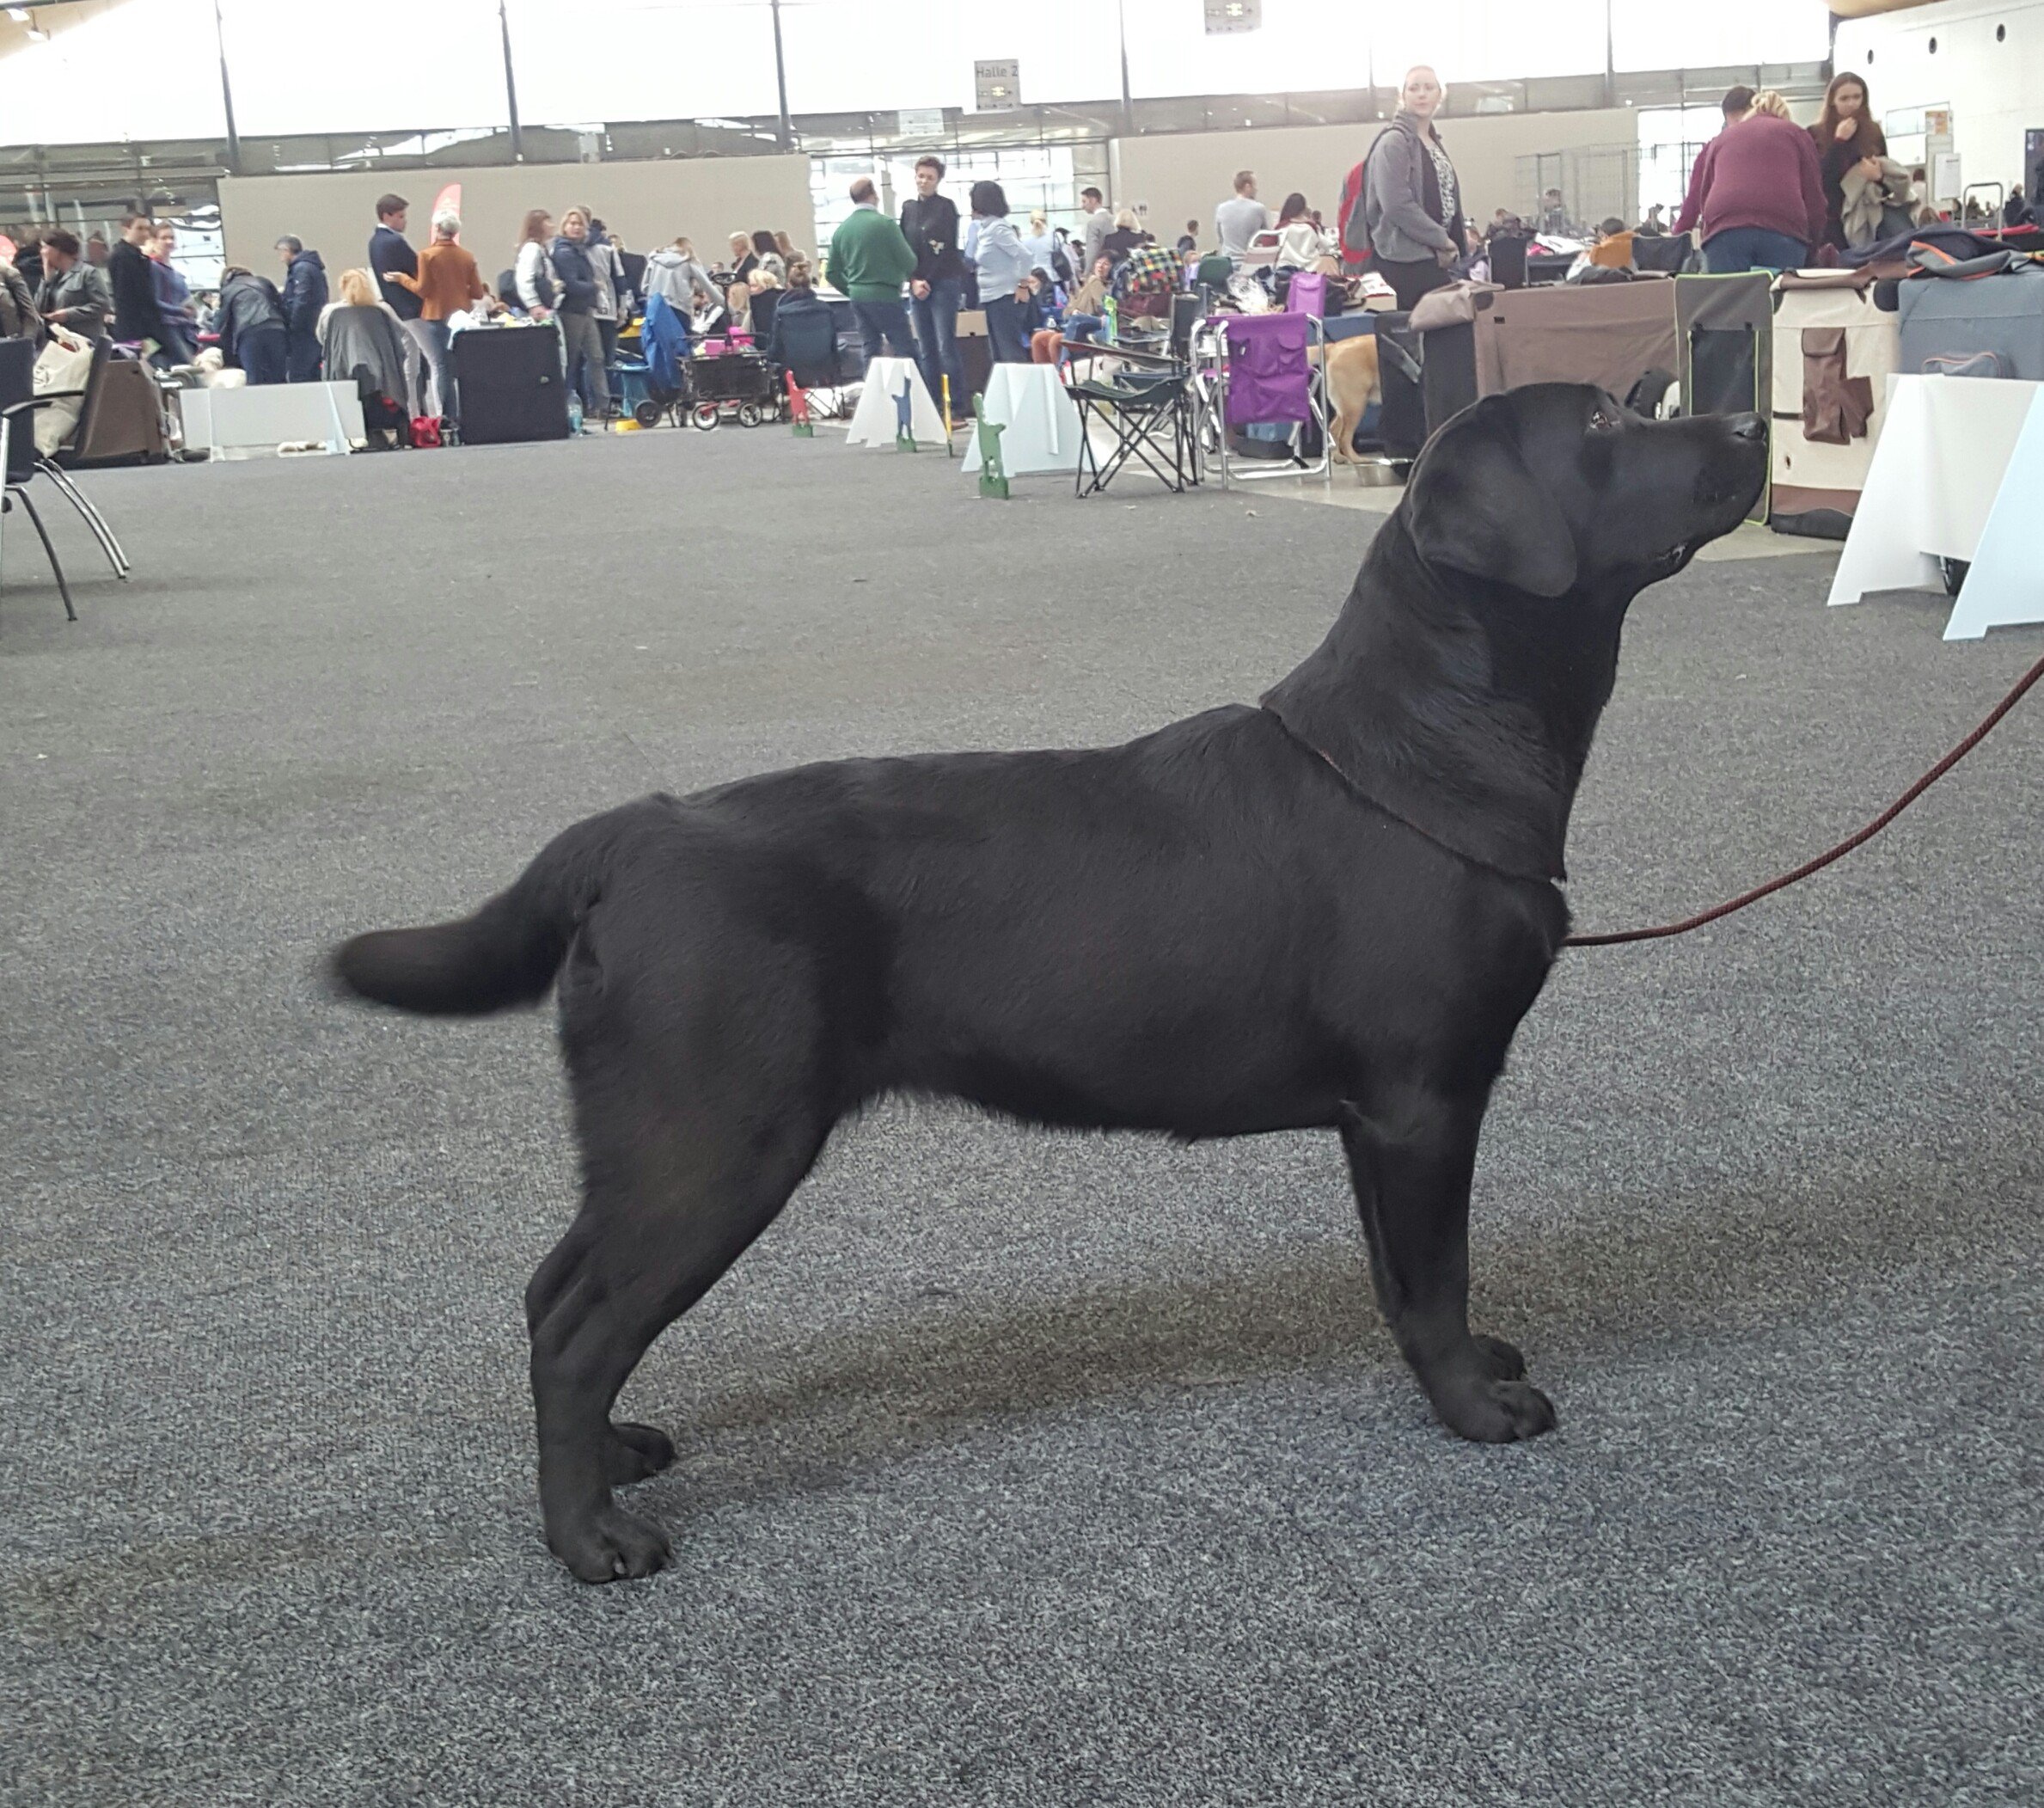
top-left (1339, 1094), bottom-right (1556, 1443)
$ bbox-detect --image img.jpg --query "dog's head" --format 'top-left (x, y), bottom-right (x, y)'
top-left (1400, 383), bottom-right (1768, 601)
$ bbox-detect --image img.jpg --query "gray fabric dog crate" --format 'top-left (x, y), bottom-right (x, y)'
top-left (1897, 265), bottom-right (2044, 380)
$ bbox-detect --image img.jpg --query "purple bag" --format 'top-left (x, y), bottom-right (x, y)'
top-left (1221, 312), bottom-right (1312, 426)
top-left (1285, 271), bottom-right (1328, 318)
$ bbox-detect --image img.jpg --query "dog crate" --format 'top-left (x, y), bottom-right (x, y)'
top-left (1769, 272), bottom-right (1901, 540)
top-left (1428, 273), bottom-right (1773, 520)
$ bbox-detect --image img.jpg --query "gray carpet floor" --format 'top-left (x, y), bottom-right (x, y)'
top-left (3, 426), bottom-right (2040, 1807)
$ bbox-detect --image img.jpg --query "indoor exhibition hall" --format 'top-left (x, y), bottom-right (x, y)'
top-left (3, 1), bottom-right (2040, 1803)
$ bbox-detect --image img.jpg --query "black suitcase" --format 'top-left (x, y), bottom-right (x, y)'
top-left (1374, 311), bottom-right (1426, 459)
top-left (452, 323), bottom-right (570, 445)
top-left (1420, 318), bottom-right (1480, 433)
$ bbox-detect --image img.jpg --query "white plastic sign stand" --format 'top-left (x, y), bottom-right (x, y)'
top-left (177, 380), bottom-right (364, 459)
top-left (957, 363), bottom-right (1082, 476)
top-left (1828, 374), bottom-right (2044, 639)
top-left (1945, 386), bottom-right (2044, 639)
top-left (844, 358), bottom-right (946, 448)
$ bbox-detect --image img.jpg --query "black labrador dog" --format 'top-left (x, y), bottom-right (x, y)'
top-left (334, 384), bottom-right (1768, 1582)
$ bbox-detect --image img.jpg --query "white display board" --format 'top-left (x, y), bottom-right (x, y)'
top-left (1827, 374), bottom-right (2044, 640)
top-left (957, 363), bottom-right (1084, 476)
top-left (843, 359), bottom-right (947, 449)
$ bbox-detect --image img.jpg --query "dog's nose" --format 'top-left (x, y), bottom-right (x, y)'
top-left (1726, 413), bottom-right (1766, 443)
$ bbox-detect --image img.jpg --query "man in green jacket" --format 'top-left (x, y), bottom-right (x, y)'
top-left (824, 177), bottom-right (919, 365)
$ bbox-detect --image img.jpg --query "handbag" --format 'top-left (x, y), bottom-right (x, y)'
top-left (32, 323), bottom-right (94, 457)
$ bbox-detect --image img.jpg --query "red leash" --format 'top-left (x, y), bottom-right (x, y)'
top-left (1566, 648), bottom-right (2044, 947)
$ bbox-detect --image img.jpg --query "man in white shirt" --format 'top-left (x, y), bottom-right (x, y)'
top-left (1214, 170), bottom-right (1273, 260)
top-left (1080, 187), bottom-right (1114, 274)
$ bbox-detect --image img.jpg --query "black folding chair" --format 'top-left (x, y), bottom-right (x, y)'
top-left (0, 337), bottom-right (83, 623)
top-left (35, 336), bottom-right (130, 581)
top-left (1066, 342), bottom-right (1201, 497)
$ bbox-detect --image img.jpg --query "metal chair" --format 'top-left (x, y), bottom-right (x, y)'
top-left (1, 337), bottom-right (83, 624)
top-left (36, 336), bottom-right (131, 580)
top-left (1195, 310), bottom-right (1333, 489)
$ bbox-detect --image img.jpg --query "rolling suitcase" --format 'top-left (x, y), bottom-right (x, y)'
top-left (452, 322), bottom-right (570, 445)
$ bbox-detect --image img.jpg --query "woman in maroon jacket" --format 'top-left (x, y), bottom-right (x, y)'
top-left (1810, 72), bottom-right (1889, 252)
top-left (1673, 89), bottom-right (1826, 273)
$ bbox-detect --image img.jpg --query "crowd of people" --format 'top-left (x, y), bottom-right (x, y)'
top-left (0, 189), bottom-right (812, 438)
top-left (3, 57), bottom-right (2026, 445)
top-left (803, 153), bottom-right (1349, 408)
top-left (1668, 74), bottom-right (1931, 273)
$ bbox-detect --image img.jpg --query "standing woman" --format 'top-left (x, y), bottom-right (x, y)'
top-left (382, 211), bottom-right (493, 426)
top-left (550, 207), bottom-right (611, 420)
top-left (514, 209), bottom-right (558, 317)
top-left (584, 214), bottom-right (629, 373)
top-left (967, 181), bottom-right (1036, 363)
top-left (750, 230), bottom-right (786, 284)
top-left (1356, 64), bottom-right (1469, 310)
top-left (150, 224), bottom-right (199, 364)
top-left (1810, 72), bottom-right (1888, 253)
top-left (726, 232), bottom-right (759, 284)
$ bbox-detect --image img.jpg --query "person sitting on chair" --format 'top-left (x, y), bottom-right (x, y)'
top-left (1062, 257), bottom-right (1113, 344)
top-left (766, 260), bottom-right (840, 391)
top-left (1273, 193), bottom-right (1330, 271)
top-left (318, 267), bottom-right (413, 442)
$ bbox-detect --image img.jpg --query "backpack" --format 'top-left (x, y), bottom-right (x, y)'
top-left (1339, 133), bottom-right (1396, 267)
top-left (1338, 157), bottom-right (1373, 266)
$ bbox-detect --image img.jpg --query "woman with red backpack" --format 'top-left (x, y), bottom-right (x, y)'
top-left (1347, 65), bottom-right (1469, 310)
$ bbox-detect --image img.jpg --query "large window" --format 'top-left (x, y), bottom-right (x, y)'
top-left (812, 144), bottom-right (1088, 254)
top-left (1635, 106), bottom-right (1728, 221)
top-left (1, 1), bottom-right (1841, 148)
top-left (1610, 0), bottom-right (1831, 75)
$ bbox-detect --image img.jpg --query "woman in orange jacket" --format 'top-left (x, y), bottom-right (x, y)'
top-left (383, 211), bottom-right (495, 424)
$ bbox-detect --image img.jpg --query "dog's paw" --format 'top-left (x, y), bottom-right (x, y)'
top-left (605, 1421), bottom-right (676, 1486)
top-left (549, 1505), bottom-right (673, 1584)
top-left (1470, 1333), bottom-right (1527, 1382)
top-left (1434, 1374), bottom-right (1557, 1444)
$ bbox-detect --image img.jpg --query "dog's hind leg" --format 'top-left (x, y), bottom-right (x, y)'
top-left (1339, 1091), bottom-right (1555, 1443)
top-left (526, 935), bottom-right (835, 1583)
top-left (525, 1096), bottom-right (828, 1582)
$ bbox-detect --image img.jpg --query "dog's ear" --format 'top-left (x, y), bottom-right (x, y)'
top-left (1404, 396), bottom-right (1579, 598)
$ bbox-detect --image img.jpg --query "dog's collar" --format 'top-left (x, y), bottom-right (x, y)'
top-left (1258, 702), bottom-right (1564, 887)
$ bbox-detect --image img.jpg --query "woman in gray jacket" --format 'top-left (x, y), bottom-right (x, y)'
top-left (1356, 64), bottom-right (1470, 310)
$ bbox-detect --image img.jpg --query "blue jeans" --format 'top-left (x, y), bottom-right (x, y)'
top-left (851, 298), bottom-right (915, 365)
top-left (982, 293), bottom-right (1032, 363)
top-left (1703, 228), bottom-right (1808, 274)
top-left (285, 326), bottom-right (322, 383)
top-left (908, 278), bottom-right (964, 408)
top-left (239, 326), bottom-right (288, 385)
top-left (1064, 312), bottom-right (1105, 344)
top-left (420, 320), bottom-right (456, 425)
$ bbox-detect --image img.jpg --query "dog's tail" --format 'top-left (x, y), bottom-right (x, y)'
top-left (330, 802), bottom-right (642, 1016)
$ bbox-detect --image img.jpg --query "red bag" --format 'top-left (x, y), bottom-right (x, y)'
top-left (410, 415), bottom-right (444, 448)
top-left (1338, 158), bottom-right (1374, 267)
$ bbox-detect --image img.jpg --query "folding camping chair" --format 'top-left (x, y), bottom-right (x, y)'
top-left (1197, 310), bottom-right (1332, 488)
top-left (1066, 342), bottom-right (1201, 497)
